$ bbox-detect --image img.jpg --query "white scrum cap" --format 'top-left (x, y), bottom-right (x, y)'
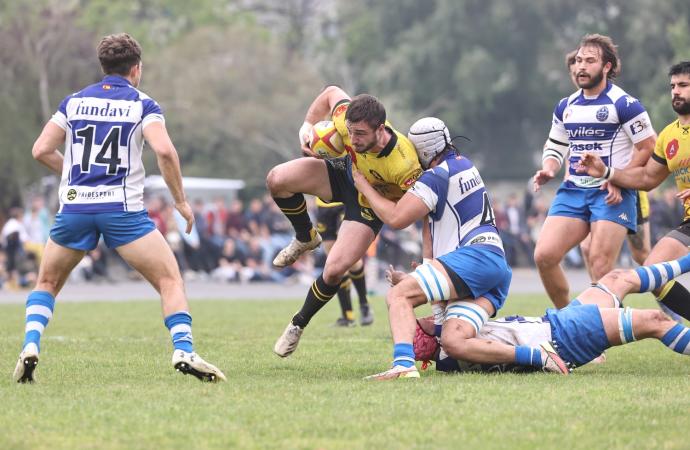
top-left (407, 117), bottom-right (452, 169)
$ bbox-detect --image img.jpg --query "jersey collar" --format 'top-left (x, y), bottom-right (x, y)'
top-left (376, 126), bottom-right (397, 158)
top-left (102, 75), bottom-right (132, 86)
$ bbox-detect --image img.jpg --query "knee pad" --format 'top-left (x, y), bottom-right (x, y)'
top-left (444, 301), bottom-right (489, 336)
top-left (410, 262), bottom-right (451, 303)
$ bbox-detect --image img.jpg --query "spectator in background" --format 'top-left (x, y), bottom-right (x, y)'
top-left (147, 196), bottom-right (168, 236)
top-left (225, 199), bottom-right (246, 239)
top-left (22, 196), bottom-right (50, 264)
top-left (192, 198), bottom-right (221, 271)
top-left (1, 207), bottom-right (29, 289)
top-left (212, 238), bottom-right (246, 282)
top-left (206, 196), bottom-right (229, 248)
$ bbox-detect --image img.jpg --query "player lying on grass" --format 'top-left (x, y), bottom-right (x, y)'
top-left (406, 254), bottom-right (690, 376)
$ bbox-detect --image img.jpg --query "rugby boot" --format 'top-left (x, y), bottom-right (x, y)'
top-left (172, 350), bottom-right (226, 382)
top-left (540, 342), bottom-right (571, 375)
top-left (333, 317), bottom-right (356, 327)
top-left (360, 305), bottom-right (374, 326)
top-left (13, 347), bottom-right (39, 384)
top-left (364, 365), bottom-right (420, 381)
top-left (273, 230), bottom-right (322, 268)
top-left (274, 322), bottom-right (304, 357)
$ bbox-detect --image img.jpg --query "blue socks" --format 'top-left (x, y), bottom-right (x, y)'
top-left (393, 343), bottom-right (416, 368)
top-left (635, 254), bottom-right (690, 292)
top-left (164, 311), bottom-right (194, 353)
top-left (23, 291), bottom-right (55, 354)
top-left (661, 324), bottom-right (690, 355)
top-left (515, 345), bottom-right (542, 367)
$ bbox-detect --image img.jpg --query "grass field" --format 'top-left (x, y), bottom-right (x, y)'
top-left (0, 292), bottom-right (688, 450)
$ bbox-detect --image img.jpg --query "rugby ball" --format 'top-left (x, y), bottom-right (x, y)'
top-left (310, 120), bottom-right (345, 159)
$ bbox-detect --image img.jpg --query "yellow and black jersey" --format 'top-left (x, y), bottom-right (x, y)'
top-left (652, 119), bottom-right (690, 220)
top-left (331, 100), bottom-right (423, 207)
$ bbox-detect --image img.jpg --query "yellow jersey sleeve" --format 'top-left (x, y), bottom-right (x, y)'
top-left (331, 100), bottom-right (353, 152)
top-left (653, 120), bottom-right (690, 220)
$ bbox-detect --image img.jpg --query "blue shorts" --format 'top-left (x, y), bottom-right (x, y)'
top-left (545, 303), bottom-right (610, 367)
top-left (548, 182), bottom-right (637, 233)
top-left (50, 210), bottom-right (156, 251)
top-left (437, 246), bottom-right (512, 315)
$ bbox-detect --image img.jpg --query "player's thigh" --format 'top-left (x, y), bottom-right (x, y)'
top-left (598, 307), bottom-right (669, 345)
top-left (534, 216), bottom-right (589, 263)
top-left (644, 236), bottom-right (690, 265)
top-left (575, 278), bottom-right (625, 308)
top-left (115, 229), bottom-right (182, 290)
top-left (580, 233), bottom-right (592, 255)
top-left (589, 220), bottom-right (628, 262)
top-left (35, 238), bottom-right (86, 295)
top-left (628, 222), bottom-right (651, 253)
top-left (266, 158), bottom-right (332, 200)
top-left (323, 220), bottom-right (375, 280)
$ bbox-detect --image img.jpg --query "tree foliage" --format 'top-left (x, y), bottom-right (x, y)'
top-left (2, 0), bottom-right (690, 209)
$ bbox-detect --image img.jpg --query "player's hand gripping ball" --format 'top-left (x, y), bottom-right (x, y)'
top-left (309, 120), bottom-right (345, 159)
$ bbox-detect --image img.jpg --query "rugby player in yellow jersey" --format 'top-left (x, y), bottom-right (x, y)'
top-left (579, 61), bottom-right (690, 321)
top-left (267, 86), bottom-right (422, 357)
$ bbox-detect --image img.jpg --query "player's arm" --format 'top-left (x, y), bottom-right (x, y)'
top-left (578, 152), bottom-right (669, 191)
top-left (299, 86), bottom-right (351, 155)
top-left (143, 121), bottom-right (194, 233)
top-left (31, 122), bottom-right (65, 175)
top-left (352, 170), bottom-right (430, 229)
top-left (625, 135), bottom-right (656, 169)
top-left (422, 216), bottom-right (432, 260)
top-left (534, 102), bottom-right (569, 192)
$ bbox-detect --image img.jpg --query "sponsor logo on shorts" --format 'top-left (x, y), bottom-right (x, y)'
top-left (360, 208), bottom-right (374, 221)
top-left (618, 212), bottom-right (630, 223)
top-left (66, 189), bottom-right (77, 201)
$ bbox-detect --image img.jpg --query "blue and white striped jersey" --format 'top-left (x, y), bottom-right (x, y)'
top-left (549, 82), bottom-right (654, 188)
top-left (50, 75), bottom-right (164, 213)
top-left (408, 154), bottom-right (503, 258)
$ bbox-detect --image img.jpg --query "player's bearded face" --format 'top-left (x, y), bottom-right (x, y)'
top-left (347, 121), bottom-right (380, 153)
top-left (575, 46), bottom-right (607, 89)
top-left (671, 75), bottom-right (690, 115)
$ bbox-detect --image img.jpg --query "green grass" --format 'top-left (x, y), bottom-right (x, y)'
top-left (0, 293), bottom-right (688, 450)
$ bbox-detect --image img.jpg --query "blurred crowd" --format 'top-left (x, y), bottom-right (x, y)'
top-left (0, 186), bottom-right (685, 292)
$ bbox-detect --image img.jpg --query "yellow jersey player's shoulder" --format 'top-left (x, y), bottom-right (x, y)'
top-left (389, 128), bottom-right (423, 189)
top-left (331, 99), bottom-right (351, 142)
top-left (653, 119), bottom-right (683, 162)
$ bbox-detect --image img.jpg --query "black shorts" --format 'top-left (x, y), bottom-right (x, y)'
top-left (325, 156), bottom-right (383, 234)
top-left (666, 219), bottom-right (690, 246)
top-left (316, 204), bottom-right (345, 241)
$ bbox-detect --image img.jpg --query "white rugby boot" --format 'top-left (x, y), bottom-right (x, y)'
top-left (274, 322), bottom-right (304, 357)
top-left (540, 342), bottom-right (571, 375)
top-left (172, 350), bottom-right (226, 382)
top-left (364, 365), bottom-right (420, 381)
top-left (272, 230), bottom-right (322, 267)
top-left (13, 345), bottom-right (39, 384)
